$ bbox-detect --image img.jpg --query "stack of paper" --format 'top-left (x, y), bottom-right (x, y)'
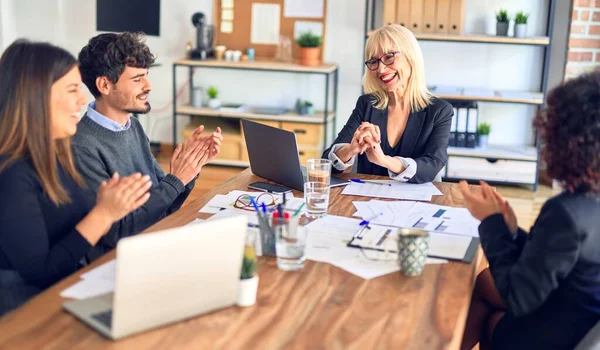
top-left (61, 260), bottom-right (116, 300)
top-left (353, 200), bottom-right (480, 237)
top-left (341, 181), bottom-right (442, 201)
top-left (304, 215), bottom-right (446, 280)
top-left (199, 190), bottom-right (304, 214)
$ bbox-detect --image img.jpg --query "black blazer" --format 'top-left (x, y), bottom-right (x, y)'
top-left (480, 192), bottom-right (600, 349)
top-left (322, 94), bottom-right (453, 183)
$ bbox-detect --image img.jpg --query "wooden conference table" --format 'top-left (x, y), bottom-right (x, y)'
top-left (0, 169), bottom-right (483, 349)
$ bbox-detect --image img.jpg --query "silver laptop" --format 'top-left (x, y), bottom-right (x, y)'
top-left (241, 119), bottom-right (349, 191)
top-left (63, 216), bottom-right (247, 340)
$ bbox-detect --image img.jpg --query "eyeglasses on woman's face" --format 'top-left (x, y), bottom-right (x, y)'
top-left (365, 51), bottom-right (399, 71)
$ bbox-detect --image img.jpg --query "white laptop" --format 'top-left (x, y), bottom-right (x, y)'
top-left (63, 216), bottom-right (247, 340)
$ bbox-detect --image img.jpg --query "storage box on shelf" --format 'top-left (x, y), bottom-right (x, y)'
top-left (172, 58), bottom-right (339, 168)
top-left (364, 0), bottom-right (557, 190)
top-left (446, 145), bottom-right (538, 185)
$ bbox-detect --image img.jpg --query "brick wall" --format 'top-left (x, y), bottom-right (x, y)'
top-left (566, 0), bottom-right (600, 79)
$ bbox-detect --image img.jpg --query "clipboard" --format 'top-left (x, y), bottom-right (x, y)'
top-left (347, 226), bottom-right (479, 264)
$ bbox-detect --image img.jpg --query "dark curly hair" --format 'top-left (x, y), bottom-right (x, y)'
top-left (534, 71), bottom-right (600, 194)
top-left (78, 32), bottom-right (156, 97)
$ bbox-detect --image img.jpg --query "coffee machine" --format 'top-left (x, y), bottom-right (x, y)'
top-left (191, 12), bottom-right (214, 60)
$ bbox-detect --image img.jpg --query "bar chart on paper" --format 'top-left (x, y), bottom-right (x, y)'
top-left (352, 201), bottom-right (480, 237)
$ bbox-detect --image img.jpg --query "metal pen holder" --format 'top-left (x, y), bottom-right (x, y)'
top-left (256, 210), bottom-right (299, 257)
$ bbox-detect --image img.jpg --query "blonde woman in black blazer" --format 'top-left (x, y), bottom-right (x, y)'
top-left (322, 24), bottom-right (453, 183)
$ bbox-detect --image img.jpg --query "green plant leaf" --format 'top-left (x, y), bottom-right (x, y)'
top-left (207, 85), bottom-right (218, 99)
top-left (477, 122), bottom-right (491, 135)
top-left (515, 11), bottom-right (529, 24)
top-left (240, 246), bottom-right (257, 279)
top-left (296, 31), bottom-right (322, 48)
top-left (495, 9), bottom-right (510, 22)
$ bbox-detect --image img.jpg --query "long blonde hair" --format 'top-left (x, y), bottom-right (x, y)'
top-left (0, 40), bottom-right (84, 205)
top-left (363, 24), bottom-right (432, 111)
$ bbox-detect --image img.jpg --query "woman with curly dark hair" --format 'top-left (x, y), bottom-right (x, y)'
top-left (459, 71), bottom-right (600, 350)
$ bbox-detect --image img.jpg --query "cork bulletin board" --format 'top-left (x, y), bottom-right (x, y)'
top-left (213, 0), bottom-right (328, 60)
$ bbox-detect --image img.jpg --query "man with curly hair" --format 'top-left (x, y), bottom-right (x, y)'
top-left (460, 71), bottom-right (600, 349)
top-left (72, 32), bottom-right (223, 261)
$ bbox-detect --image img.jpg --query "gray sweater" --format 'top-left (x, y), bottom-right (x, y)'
top-left (72, 114), bottom-right (195, 261)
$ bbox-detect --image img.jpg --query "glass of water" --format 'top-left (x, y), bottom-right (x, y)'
top-left (274, 214), bottom-right (306, 271)
top-left (304, 181), bottom-right (330, 218)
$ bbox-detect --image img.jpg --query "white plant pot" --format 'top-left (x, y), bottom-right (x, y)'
top-left (514, 24), bottom-right (527, 38)
top-left (237, 275), bottom-right (259, 307)
top-left (478, 135), bottom-right (489, 148)
top-left (208, 98), bottom-right (221, 109)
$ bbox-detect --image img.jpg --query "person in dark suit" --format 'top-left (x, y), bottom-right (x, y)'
top-left (0, 40), bottom-right (152, 316)
top-left (460, 71), bottom-right (600, 350)
top-left (322, 24), bottom-right (453, 183)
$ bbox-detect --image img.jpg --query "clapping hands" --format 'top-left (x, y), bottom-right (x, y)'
top-left (170, 125), bottom-right (223, 185)
top-left (460, 180), bottom-right (518, 235)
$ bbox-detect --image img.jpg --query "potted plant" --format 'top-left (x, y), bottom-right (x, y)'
top-left (237, 234), bottom-right (259, 307)
top-left (304, 101), bottom-right (314, 115)
top-left (477, 122), bottom-right (491, 148)
top-left (296, 31), bottom-right (322, 67)
top-left (207, 85), bottom-right (221, 109)
top-left (295, 99), bottom-right (315, 115)
top-left (514, 11), bottom-right (529, 38)
top-left (495, 9), bottom-right (510, 36)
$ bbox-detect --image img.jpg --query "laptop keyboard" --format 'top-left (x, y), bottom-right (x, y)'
top-left (92, 310), bottom-right (113, 329)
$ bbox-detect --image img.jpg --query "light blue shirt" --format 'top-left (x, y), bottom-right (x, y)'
top-left (86, 101), bottom-right (131, 131)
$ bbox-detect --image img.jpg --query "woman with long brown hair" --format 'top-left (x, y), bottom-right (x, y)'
top-left (0, 40), bottom-right (152, 316)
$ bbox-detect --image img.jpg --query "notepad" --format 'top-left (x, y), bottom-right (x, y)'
top-left (60, 278), bottom-right (114, 300)
top-left (62, 260), bottom-right (116, 300)
top-left (304, 215), bottom-right (448, 279)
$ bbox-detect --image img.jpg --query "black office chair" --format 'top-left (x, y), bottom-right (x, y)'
top-left (575, 321), bottom-right (600, 350)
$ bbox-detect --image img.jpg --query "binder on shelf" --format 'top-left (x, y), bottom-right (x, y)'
top-left (466, 107), bottom-right (478, 148)
top-left (449, 107), bottom-right (458, 146)
top-left (408, 0), bottom-right (424, 33)
top-left (448, 0), bottom-right (465, 35)
top-left (456, 107), bottom-right (467, 148)
top-left (383, 0), bottom-right (397, 25)
top-left (396, 0), bottom-right (411, 28)
top-left (435, 0), bottom-right (451, 34)
top-left (422, 0), bottom-right (437, 34)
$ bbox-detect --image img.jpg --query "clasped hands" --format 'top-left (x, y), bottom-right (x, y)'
top-left (349, 122), bottom-right (388, 167)
top-left (170, 125), bottom-right (223, 185)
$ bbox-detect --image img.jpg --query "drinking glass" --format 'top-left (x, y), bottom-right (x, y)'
top-left (306, 158), bottom-right (332, 187)
top-left (303, 181), bottom-right (330, 218)
top-left (274, 215), bottom-right (306, 271)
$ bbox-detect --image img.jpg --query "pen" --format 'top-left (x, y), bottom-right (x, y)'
top-left (293, 203), bottom-right (306, 217)
top-left (359, 212), bottom-right (383, 226)
top-left (350, 178), bottom-right (392, 186)
top-left (353, 213), bottom-right (382, 239)
top-left (249, 196), bottom-right (260, 213)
